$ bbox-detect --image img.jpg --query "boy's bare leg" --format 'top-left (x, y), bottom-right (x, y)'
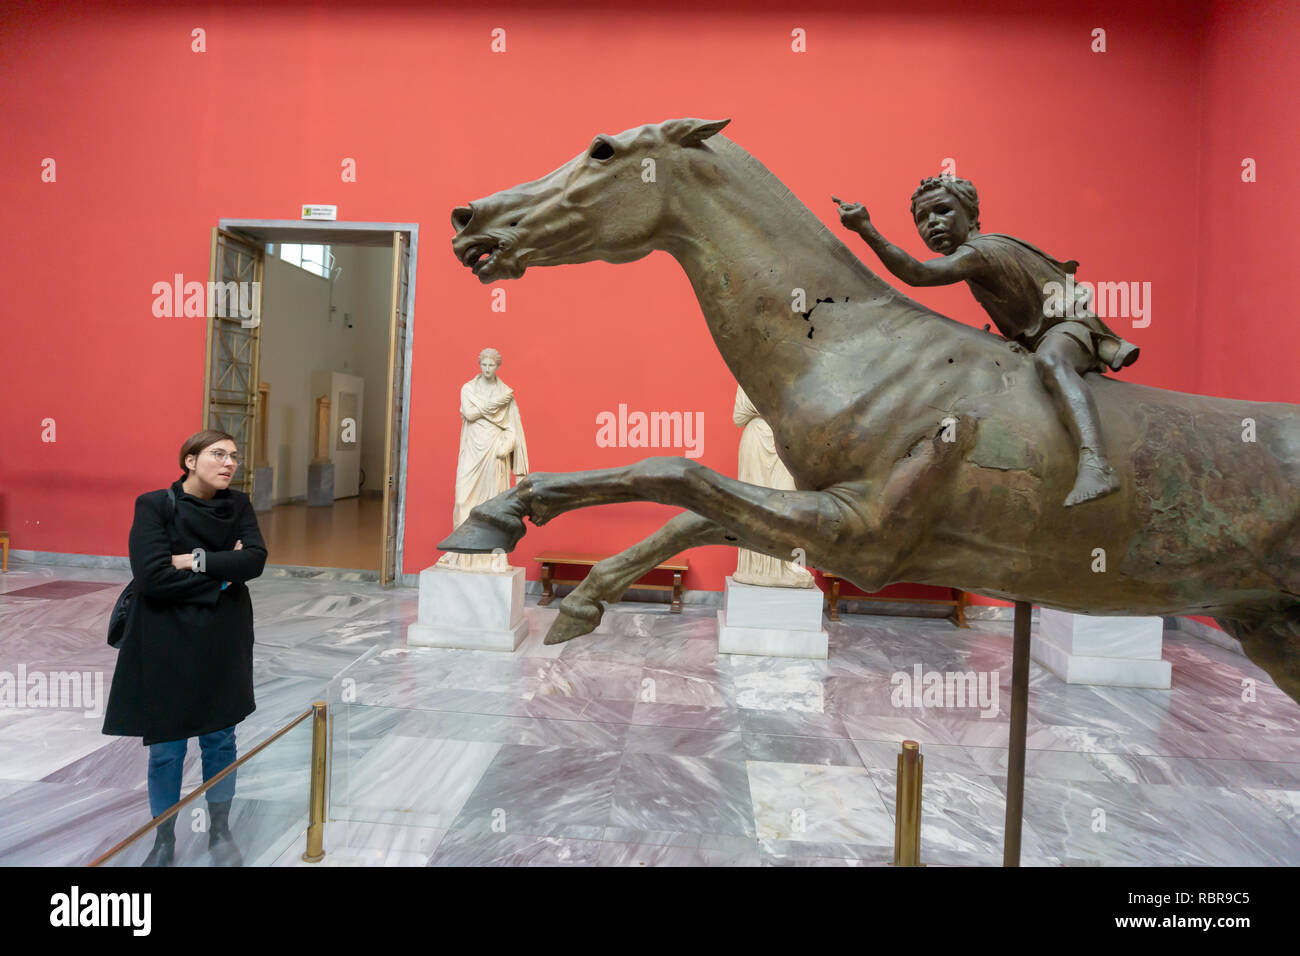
top-left (1032, 332), bottom-right (1121, 506)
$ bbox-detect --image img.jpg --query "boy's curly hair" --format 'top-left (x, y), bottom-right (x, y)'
top-left (910, 174), bottom-right (980, 231)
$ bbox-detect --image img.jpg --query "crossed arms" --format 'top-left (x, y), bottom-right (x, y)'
top-left (129, 494), bottom-right (267, 605)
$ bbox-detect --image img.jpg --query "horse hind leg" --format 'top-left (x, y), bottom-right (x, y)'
top-left (1215, 601), bottom-right (1300, 707)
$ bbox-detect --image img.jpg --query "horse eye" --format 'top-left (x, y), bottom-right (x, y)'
top-left (590, 140), bottom-right (615, 161)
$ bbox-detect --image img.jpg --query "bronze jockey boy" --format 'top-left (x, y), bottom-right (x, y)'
top-left (836, 175), bottom-right (1139, 506)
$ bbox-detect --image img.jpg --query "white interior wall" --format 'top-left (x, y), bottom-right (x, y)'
top-left (258, 243), bottom-right (395, 503)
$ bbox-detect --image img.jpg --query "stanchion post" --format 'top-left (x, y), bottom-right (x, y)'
top-left (893, 739), bottom-right (923, 866)
top-left (302, 700), bottom-right (328, 863)
top-left (1003, 601), bottom-right (1032, 867)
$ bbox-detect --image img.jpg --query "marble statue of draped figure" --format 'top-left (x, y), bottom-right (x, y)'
top-left (437, 348), bottom-right (529, 572)
top-left (732, 385), bottom-right (816, 588)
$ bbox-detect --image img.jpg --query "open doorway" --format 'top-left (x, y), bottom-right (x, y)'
top-left (204, 220), bottom-right (418, 585)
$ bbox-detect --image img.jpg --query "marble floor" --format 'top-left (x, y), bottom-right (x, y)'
top-left (2, 562), bottom-right (1300, 866)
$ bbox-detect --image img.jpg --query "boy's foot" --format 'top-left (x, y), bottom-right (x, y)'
top-left (1097, 337), bottom-right (1140, 371)
top-left (1109, 341), bottom-right (1140, 370)
top-left (1064, 452), bottom-right (1120, 506)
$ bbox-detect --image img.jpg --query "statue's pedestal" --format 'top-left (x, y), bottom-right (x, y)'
top-left (407, 566), bottom-right (528, 652)
top-left (1032, 608), bottom-right (1171, 689)
top-left (253, 465), bottom-right (274, 512)
top-left (307, 461), bottom-right (334, 507)
top-left (717, 576), bottom-right (827, 659)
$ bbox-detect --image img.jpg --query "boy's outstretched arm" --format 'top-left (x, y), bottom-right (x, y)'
top-left (833, 197), bottom-right (983, 287)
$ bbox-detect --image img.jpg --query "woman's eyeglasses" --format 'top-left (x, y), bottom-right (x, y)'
top-left (207, 450), bottom-right (241, 467)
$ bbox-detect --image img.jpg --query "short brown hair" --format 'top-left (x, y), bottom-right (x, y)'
top-left (910, 174), bottom-right (981, 231)
top-left (179, 429), bottom-right (237, 476)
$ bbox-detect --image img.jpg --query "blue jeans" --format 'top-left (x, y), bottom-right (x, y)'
top-left (147, 725), bottom-right (238, 818)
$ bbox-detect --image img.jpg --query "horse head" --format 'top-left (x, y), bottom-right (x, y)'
top-left (451, 117), bottom-right (731, 283)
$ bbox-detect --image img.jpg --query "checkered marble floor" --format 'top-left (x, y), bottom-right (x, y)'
top-left (2, 563), bottom-right (1299, 866)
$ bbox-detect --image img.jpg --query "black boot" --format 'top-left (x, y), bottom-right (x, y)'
top-left (207, 800), bottom-right (244, 867)
top-left (142, 817), bottom-right (176, 867)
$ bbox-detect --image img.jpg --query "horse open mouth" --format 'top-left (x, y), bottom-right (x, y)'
top-left (459, 238), bottom-right (524, 282)
top-left (461, 241), bottom-right (501, 277)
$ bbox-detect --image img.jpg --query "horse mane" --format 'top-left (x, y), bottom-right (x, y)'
top-left (711, 137), bottom-right (895, 290)
top-left (709, 135), bottom-right (994, 344)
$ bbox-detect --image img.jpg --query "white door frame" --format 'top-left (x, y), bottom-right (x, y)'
top-left (219, 219), bottom-right (419, 585)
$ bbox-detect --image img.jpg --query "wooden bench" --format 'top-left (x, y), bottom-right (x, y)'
top-left (535, 551), bottom-right (689, 612)
top-left (821, 573), bottom-right (969, 628)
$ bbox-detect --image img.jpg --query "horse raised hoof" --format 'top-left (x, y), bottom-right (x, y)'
top-left (544, 594), bottom-right (604, 644)
top-left (1064, 456), bottom-right (1120, 507)
top-left (436, 492), bottom-right (529, 553)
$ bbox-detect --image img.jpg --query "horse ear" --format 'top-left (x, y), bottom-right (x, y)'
top-left (664, 117), bottom-right (732, 147)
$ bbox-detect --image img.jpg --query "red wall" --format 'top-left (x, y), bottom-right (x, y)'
top-left (1, 0), bottom-right (1292, 599)
top-left (1195, 0), bottom-right (1300, 400)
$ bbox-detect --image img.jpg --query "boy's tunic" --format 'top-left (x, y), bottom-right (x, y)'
top-left (959, 233), bottom-right (1137, 372)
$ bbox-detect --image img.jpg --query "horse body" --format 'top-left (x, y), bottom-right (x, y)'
top-left (445, 117), bottom-right (1300, 702)
top-left (659, 134), bottom-right (1300, 619)
top-left (710, 290), bottom-right (1300, 615)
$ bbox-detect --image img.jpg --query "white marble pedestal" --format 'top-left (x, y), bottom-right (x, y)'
top-left (407, 566), bottom-right (528, 652)
top-left (307, 461), bottom-right (334, 507)
top-left (253, 465), bottom-right (274, 513)
top-left (1032, 608), bottom-right (1171, 688)
top-left (717, 576), bottom-right (828, 659)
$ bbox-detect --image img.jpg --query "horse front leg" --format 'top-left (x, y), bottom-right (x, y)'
top-left (437, 463), bottom-right (643, 554)
top-left (437, 456), bottom-right (848, 559)
top-left (438, 416), bottom-right (980, 581)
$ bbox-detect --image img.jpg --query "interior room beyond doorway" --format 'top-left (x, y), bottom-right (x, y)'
top-left (253, 237), bottom-right (396, 573)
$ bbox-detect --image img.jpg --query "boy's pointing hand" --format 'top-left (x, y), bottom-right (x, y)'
top-left (832, 196), bottom-right (871, 232)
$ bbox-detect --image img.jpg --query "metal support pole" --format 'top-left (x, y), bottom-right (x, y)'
top-left (1003, 601), bottom-right (1032, 866)
top-left (302, 700), bottom-right (328, 863)
top-left (893, 739), bottom-right (923, 866)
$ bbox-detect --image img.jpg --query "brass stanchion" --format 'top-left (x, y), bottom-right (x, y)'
top-left (893, 739), bottom-right (923, 866)
top-left (1003, 601), bottom-right (1032, 867)
top-left (302, 700), bottom-right (328, 863)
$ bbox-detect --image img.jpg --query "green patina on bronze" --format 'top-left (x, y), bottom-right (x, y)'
top-left (967, 418), bottom-right (1037, 472)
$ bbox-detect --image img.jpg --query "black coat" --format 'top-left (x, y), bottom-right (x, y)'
top-left (103, 474), bottom-right (268, 745)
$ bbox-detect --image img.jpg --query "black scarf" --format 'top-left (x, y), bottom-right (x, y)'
top-left (170, 473), bottom-right (238, 550)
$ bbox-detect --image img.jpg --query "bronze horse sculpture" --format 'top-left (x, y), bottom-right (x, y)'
top-left (441, 117), bottom-right (1300, 705)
